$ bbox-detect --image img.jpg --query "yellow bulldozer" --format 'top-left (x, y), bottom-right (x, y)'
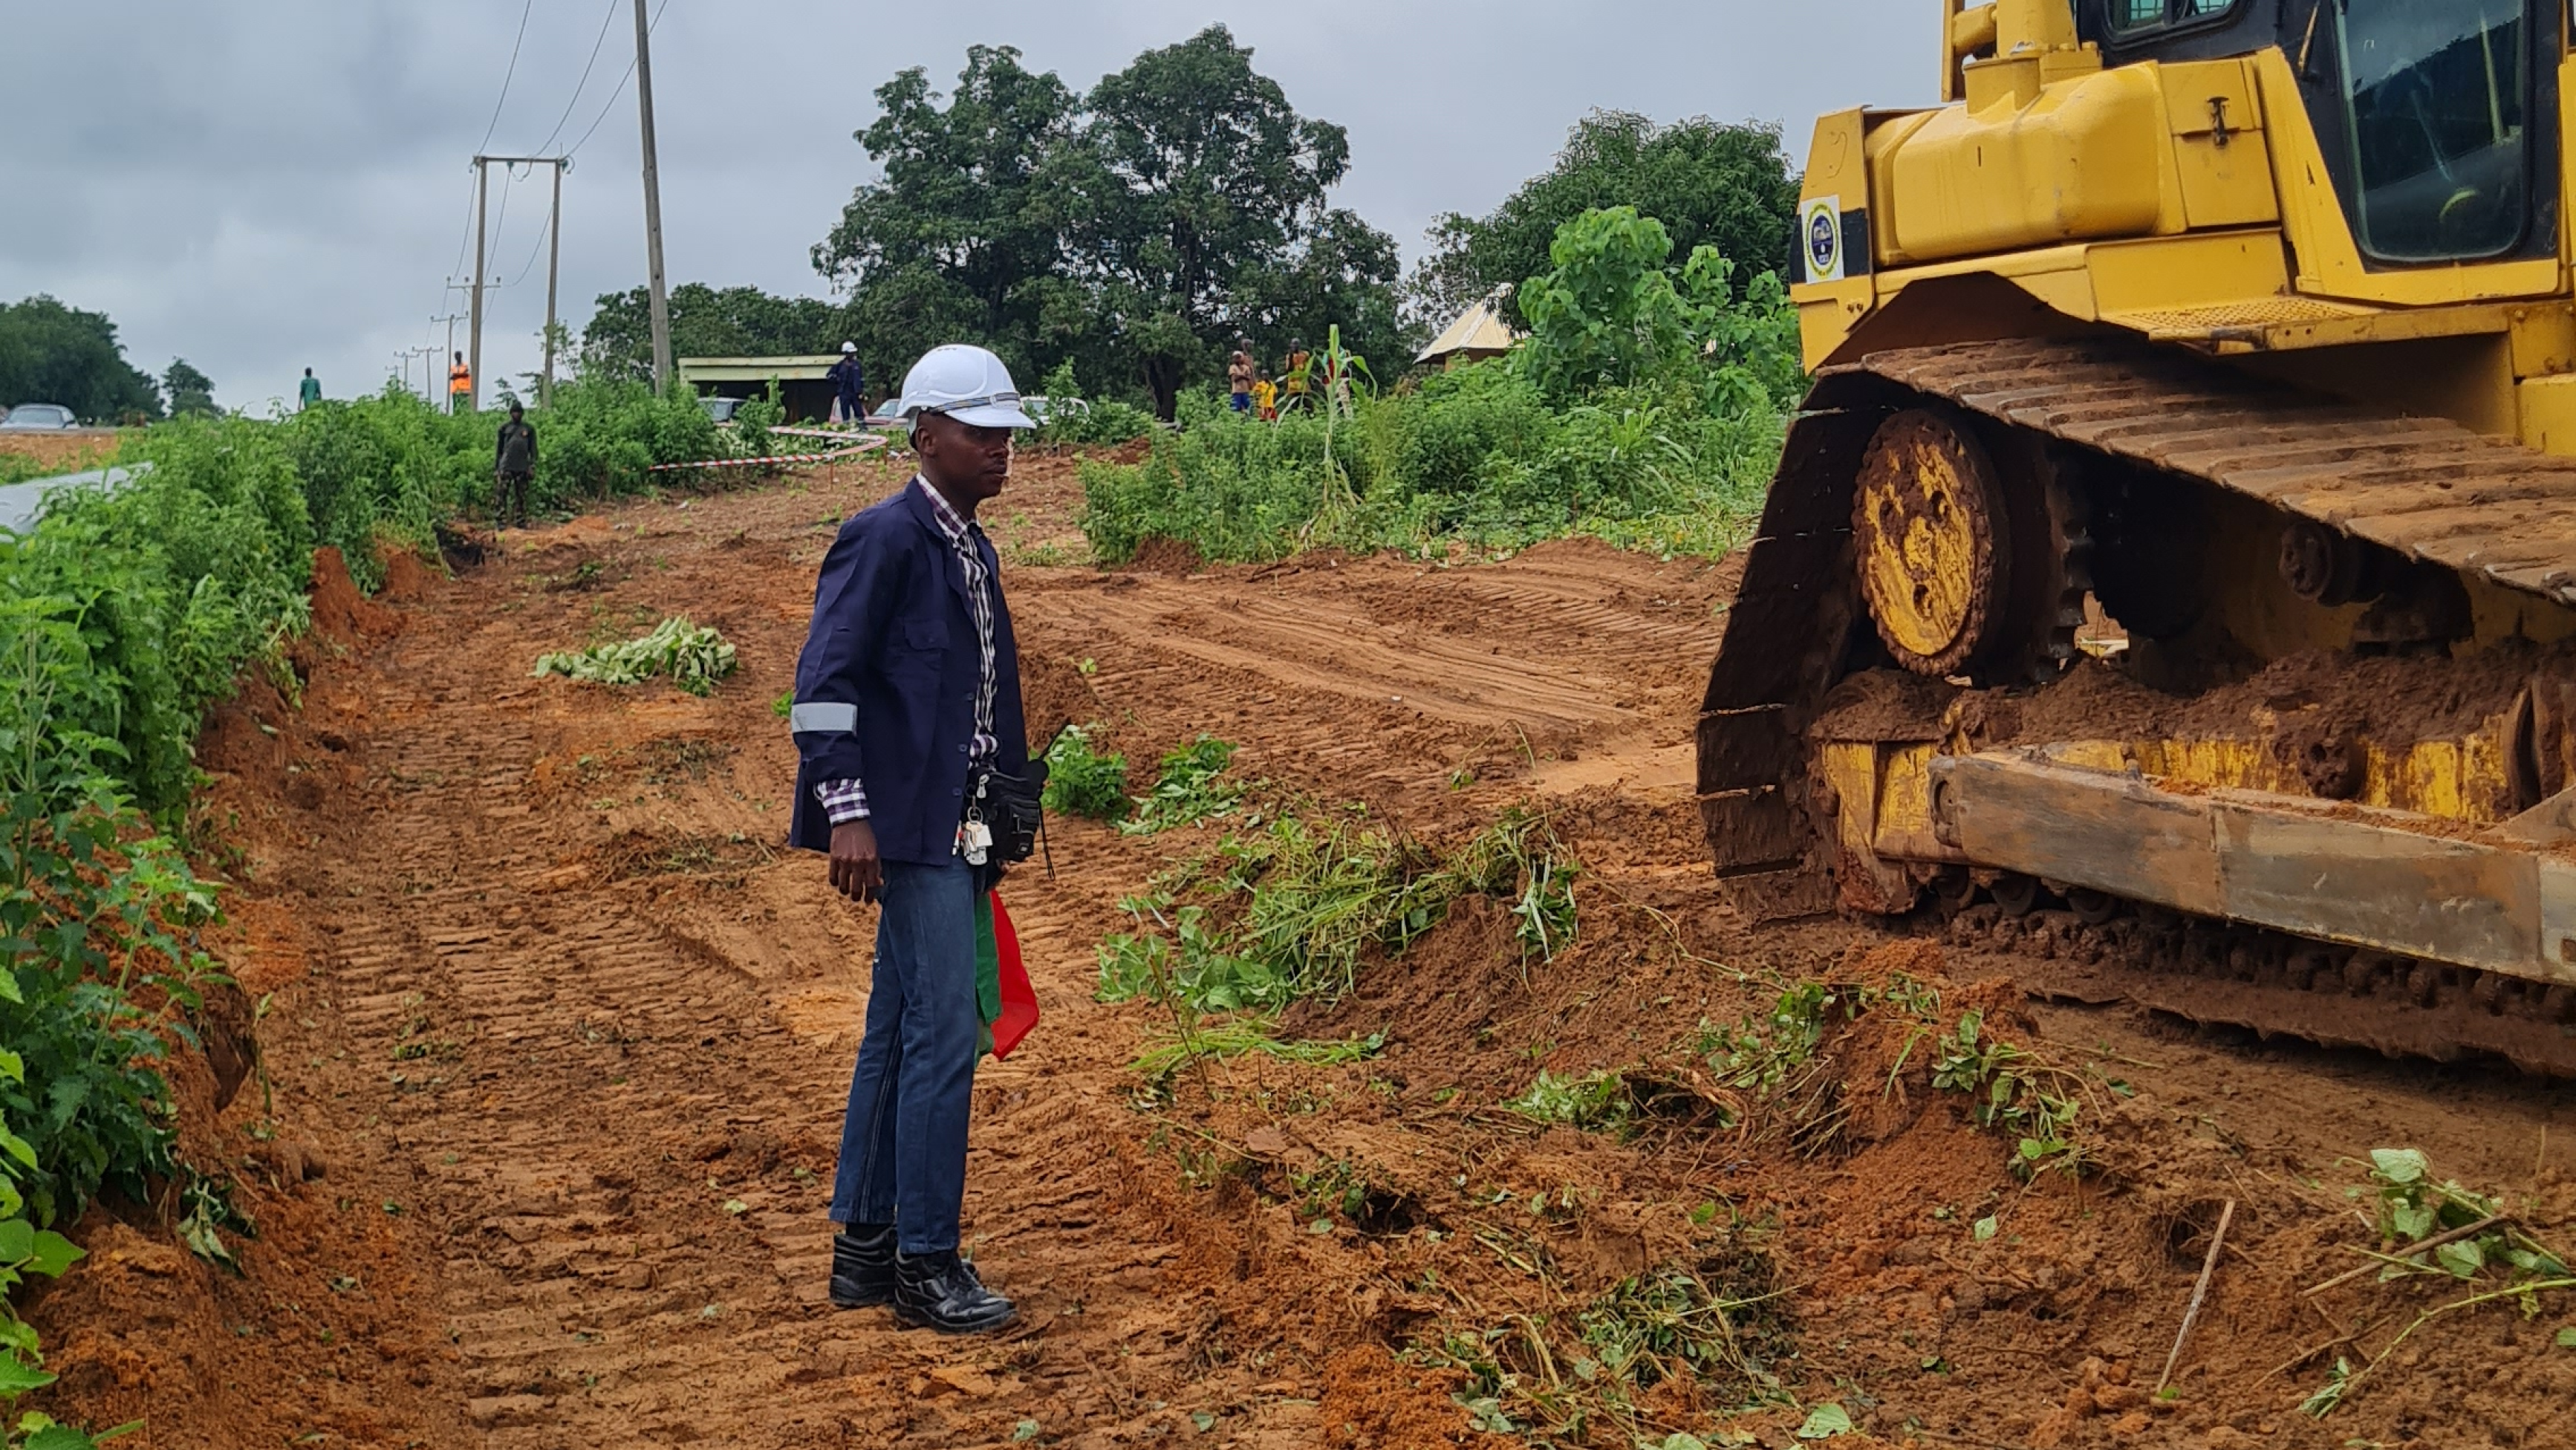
top-left (1700, 0), bottom-right (2576, 1071)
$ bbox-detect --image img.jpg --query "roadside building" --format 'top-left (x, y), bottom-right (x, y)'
top-left (676, 355), bottom-right (850, 423)
top-left (1414, 285), bottom-right (1522, 371)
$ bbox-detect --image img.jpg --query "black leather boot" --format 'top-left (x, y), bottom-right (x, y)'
top-left (891, 1249), bottom-right (1015, 1334)
top-left (828, 1223), bottom-right (897, 1309)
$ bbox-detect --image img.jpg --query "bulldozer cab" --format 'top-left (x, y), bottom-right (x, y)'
top-left (2089, 0), bottom-right (2551, 266)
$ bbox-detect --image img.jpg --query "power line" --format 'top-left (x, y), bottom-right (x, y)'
top-left (565, 0), bottom-right (669, 161)
top-left (536, 0), bottom-right (622, 157)
top-left (508, 200), bottom-right (554, 287)
top-left (476, 0), bottom-right (539, 157)
top-left (487, 163), bottom-right (518, 283)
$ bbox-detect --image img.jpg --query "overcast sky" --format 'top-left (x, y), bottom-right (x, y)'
top-left (1, 2), bottom-right (1931, 414)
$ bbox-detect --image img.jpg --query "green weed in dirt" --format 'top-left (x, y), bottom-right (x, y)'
top-left (2297, 1147), bottom-right (2576, 1418)
top-left (1100, 805), bottom-right (1579, 1021)
top-left (1928, 1010), bottom-right (2089, 1180)
top-left (1120, 734), bottom-right (1243, 835)
top-left (1042, 724), bottom-right (1130, 822)
top-left (533, 617), bottom-right (738, 696)
top-left (2356, 1148), bottom-right (2566, 1284)
top-left (1506, 1069), bottom-right (1633, 1136)
top-left (1125, 1017), bottom-right (1384, 1084)
top-left (1694, 978), bottom-right (2101, 1177)
top-left (1430, 1248), bottom-right (1797, 1446)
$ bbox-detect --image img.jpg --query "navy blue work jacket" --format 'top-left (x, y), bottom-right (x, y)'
top-left (787, 481), bottom-right (1028, 865)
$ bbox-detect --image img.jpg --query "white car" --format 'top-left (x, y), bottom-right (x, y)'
top-left (0, 404), bottom-right (78, 431)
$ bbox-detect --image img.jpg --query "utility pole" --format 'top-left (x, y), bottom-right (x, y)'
top-left (633, 0), bottom-right (674, 394)
top-left (404, 345), bottom-right (443, 403)
top-left (461, 155), bottom-right (569, 411)
top-left (468, 159), bottom-right (489, 414)
top-left (544, 157), bottom-right (567, 407)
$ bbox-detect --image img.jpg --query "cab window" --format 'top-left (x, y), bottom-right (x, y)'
top-left (2109, 0), bottom-right (2237, 33)
top-left (2335, 0), bottom-right (2529, 261)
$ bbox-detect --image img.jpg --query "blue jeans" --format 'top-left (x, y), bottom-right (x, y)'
top-left (828, 858), bottom-right (981, 1254)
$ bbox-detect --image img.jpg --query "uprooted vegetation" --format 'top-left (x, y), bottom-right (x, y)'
top-left (1098, 804), bottom-right (1581, 1027)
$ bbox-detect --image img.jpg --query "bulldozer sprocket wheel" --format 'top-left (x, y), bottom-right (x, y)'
top-left (1853, 408), bottom-right (2008, 677)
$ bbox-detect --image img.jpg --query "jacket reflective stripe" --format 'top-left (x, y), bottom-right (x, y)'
top-left (789, 701), bottom-right (859, 735)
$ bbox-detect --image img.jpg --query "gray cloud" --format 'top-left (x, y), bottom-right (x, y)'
top-left (0, 1), bottom-right (1931, 412)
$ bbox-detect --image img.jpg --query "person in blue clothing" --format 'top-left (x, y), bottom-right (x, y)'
top-left (827, 342), bottom-right (867, 426)
top-left (788, 342), bottom-right (1038, 1335)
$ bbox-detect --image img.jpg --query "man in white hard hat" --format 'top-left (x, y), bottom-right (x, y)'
top-left (827, 342), bottom-right (867, 426)
top-left (787, 343), bottom-right (1040, 1334)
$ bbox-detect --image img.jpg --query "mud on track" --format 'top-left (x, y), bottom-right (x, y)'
top-left (28, 452), bottom-right (2576, 1449)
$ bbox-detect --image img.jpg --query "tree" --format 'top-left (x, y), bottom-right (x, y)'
top-left (0, 296), bottom-right (162, 422)
top-left (1516, 207), bottom-right (1801, 405)
top-left (810, 45), bottom-right (1084, 391)
top-left (579, 283), bottom-right (842, 383)
top-left (160, 358), bottom-right (218, 417)
top-left (1068, 25), bottom-right (1405, 417)
top-left (1411, 111), bottom-right (1801, 329)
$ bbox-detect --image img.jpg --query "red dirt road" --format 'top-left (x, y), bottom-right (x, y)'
top-left (30, 454), bottom-right (2576, 1449)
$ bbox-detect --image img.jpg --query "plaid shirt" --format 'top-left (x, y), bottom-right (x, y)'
top-left (816, 476), bottom-right (998, 825)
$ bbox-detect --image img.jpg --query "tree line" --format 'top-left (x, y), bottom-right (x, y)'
top-left (582, 25), bottom-right (1801, 419)
top-left (0, 296), bottom-right (220, 423)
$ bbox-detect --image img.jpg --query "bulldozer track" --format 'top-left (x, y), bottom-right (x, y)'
top-left (1699, 334), bottom-right (2576, 1073)
top-left (1846, 337), bottom-right (2576, 608)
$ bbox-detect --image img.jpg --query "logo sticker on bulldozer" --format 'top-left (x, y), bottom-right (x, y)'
top-left (1802, 196), bottom-right (1845, 283)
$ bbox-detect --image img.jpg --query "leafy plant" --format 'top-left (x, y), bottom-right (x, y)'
top-left (2299, 1355), bottom-right (2353, 1417)
top-left (1121, 735), bottom-right (1243, 834)
top-left (1431, 1252), bottom-right (1794, 1446)
top-left (2361, 1148), bottom-right (2566, 1283)
top-left (1127, 1018), bottom-right (1382, 1082)
top-left (1929, 1010), bottom-right (2088, 1180)
top-left (1100, 804), bottom-right (1581, 1021)
top-left (1042, 724), bottom-right (1130, 822)
top-left (533, 617), bottom-right (738, 696)
top-left (1506, 1069), bottom-right (1630, 1135)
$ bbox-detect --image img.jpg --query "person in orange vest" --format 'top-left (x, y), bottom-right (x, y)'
top-left (448, 352), bottom-right (472, 414)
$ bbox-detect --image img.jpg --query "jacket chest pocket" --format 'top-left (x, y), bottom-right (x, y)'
top-left (885, 617), bottom-right (949, 676)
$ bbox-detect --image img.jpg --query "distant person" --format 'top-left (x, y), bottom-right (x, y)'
top-left (494, 403), bottom-right (536, 529)
top-left (299, 367), bottom-right (322, 410)
top-left (1227, 346), bottom-right (1255, 414)
top-left (1281, 339), bottom-right (1311, 413)
top-left (1252, 372), bottom-right (1278, 422)
top-left (829, 342), bottom-right (867, 426)
top-left (448, 352), bottom-right (472, 415)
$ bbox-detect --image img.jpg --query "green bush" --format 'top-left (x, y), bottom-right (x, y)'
top-left (1123, 735), bottom-right (1246, 834)
top-left (1042, 725), bottom-right (1130, 821)
top-left (1073, 206), bottom-right (1799, 568)
top-left (1032, 362), bottom-right (1157, 447)
top-left (1099, 805), bottom-right (1578, 1016)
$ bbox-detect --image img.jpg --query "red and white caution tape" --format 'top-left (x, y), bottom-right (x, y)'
top-left (645, 437), bottom-right (885, 473)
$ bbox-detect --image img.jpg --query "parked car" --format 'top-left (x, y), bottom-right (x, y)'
top-left (697, 394), bottom-right (744, 423)
top-left (1021, 396), bottom-right (1088, 426)
top-left (0, 403), bottom-right (78, 431)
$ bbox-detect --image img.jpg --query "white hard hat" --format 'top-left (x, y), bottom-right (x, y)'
top-left (897, 343), bottom-right (1035, 429)
top-left (841, 341), bottom-right (856, 353)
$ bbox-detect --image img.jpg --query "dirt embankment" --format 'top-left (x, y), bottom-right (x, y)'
top-left (26, 455), bottom-right (2576, 1449)
top-left (0, 429), bottom-right (122, 471)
